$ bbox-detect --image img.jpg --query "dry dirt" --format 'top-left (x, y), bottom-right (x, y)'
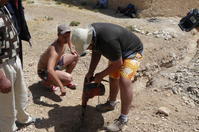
top-left (18, 0), bottom-right (199, 132)
top-left (72, 0), bottom-right (199, 17)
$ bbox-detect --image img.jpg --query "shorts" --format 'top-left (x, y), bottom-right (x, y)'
top-left (37, 69), bottom-right (48, 81)
top-left (37, 56), bottom-right (65, 81)
top-left (109, 53), bottom-right (143, 80)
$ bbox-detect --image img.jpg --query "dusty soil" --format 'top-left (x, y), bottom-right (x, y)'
top-left (18, 0), bottom-right (199, 132)
top-left (77, 0), bottom-right (199, 17)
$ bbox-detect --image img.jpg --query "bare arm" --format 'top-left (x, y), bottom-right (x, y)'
top-left (101, 57), bottom-right (123, 77)
top-left (68, 37), bottom-right (78, 55)
top-left (89, 50), bottom-right (102, 73)
top-left (47, 47), bottom-right (66, 95)
top-left (85, 50), bottom-right (101, 82)
top-left (94, 57), bottom-right (123, 83)
top-left (0, 69), bottom-right (11, 93)
top-left (68, 40), bottom-right (73, 52)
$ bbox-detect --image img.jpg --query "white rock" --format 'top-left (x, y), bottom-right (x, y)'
top-left (157, 107), bottom-right (171, 116)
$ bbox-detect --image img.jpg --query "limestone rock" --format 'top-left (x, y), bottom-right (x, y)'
top-left (157, 107), bottom-right (171, 116)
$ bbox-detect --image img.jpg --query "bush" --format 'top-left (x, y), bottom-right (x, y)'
top-left (70, 21), bottom-right (80, 26)
top-left (27, 0), bottom-right (34, 4)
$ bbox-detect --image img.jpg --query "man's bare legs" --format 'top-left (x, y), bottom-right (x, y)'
top-left (62, 53), bottom-right (78, 73)
top-left (119, 76), bottom-right (133, 115)
top-left (44, 53), bottom-right (78, 90)
top-left (109, 77), bottom-right (119, 101)
top-left (45, 70), bottom-right (75, 91)
top-left (105, 77), bottom-right (133, 131)
top-left (96, 77), bottom-right (119, 112)
top-left (54, 70), bottom-right (72, 86)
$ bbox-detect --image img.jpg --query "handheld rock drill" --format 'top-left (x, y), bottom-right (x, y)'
top-left (81, 77), bottom-right (107, 122)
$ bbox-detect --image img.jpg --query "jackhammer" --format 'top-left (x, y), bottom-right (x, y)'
top-left (81, 77), bottom-right (106, 122)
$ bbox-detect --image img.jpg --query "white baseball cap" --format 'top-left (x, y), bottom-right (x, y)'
top-left (57, 24), bottom-right (71, 35)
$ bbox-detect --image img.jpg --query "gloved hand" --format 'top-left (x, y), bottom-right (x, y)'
top-left (0, 70), bottom-right (11, 94)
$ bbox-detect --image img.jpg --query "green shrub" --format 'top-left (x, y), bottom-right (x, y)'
top-left (27, 0), bottom-right (34, 4)
top-left (70, 21), bottom-right (80, 26)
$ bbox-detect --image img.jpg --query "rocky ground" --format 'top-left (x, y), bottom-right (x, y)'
top-left (17, 0), bottom-right (199, 132)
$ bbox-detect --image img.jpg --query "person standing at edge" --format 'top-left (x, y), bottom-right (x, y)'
top-left (6, 0), bottom-right (32, 67)
top-left (0, 0), bottom-right (38, 131)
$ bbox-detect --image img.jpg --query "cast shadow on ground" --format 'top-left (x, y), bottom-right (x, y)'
top-left (29, 81), bottom-right (62, 107)
top-left (35, 105), bottom-right (104, 132)
top-left (53, 0), bottom-right (132, 19)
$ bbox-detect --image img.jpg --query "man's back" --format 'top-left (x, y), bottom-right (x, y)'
top-left (91, 23), bottom-right (143, 61)
top-left (37, 47), bottom-right (51, 70)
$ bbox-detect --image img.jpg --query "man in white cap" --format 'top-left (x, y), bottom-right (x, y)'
top-left (37, 24), bottom-right (78, 96)
top-left (72, 23), bottom-right (143, 132)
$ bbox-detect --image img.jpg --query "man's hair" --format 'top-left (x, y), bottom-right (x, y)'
top-left (58, 31), bottom-right (70, 36)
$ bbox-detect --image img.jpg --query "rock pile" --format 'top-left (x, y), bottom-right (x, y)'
top-left (128, 25), bottom-right (177, 40)
top-left (162, 49), bottom-right (199, 105)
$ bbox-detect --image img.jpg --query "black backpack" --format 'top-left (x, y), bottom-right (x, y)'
top-left (117, 4), bottom-right (137, 18)
top-left (179, 8), bottom-right (199, 32)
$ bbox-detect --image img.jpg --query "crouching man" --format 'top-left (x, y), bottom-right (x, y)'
top-left (37, 24), bottom-right (78, 96)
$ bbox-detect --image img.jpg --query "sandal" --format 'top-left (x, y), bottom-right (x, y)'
top-left (51, 85), bottom-right (58, 91)
top-left (66, 83), bottom-right (77, 90)
top-left (41, 81), bottom-right (58, 92)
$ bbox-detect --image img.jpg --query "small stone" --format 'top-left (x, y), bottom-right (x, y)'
top-left (175, 108), bottom-right (179, 112)
top-left (194, 128), bottom-right (199, 132)
top-left (196, 116), bottom-right (199, 120)
top-left (165, 92), bottom-right (172, 97)
top-left (171, 87), bottom-right (178, 94)
top-left (184, 121), bottom-right (188, 124)
top-left (152, 88), bottom-right (159, 92)
top-left (191, 30), bottom-right (197, 35)
top-left (135, 117), bottom-right (140, 120)
top-left (157, 107), bottom-right (171, 116)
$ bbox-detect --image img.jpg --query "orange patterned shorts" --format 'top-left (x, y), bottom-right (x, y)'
top-left (109, 53), bottom-right (143, 80)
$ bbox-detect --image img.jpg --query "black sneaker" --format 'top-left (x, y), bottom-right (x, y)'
top-left (16, 117), bottom-right (40, 128)
top-left (105, 117), bottom-right (128, 132)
